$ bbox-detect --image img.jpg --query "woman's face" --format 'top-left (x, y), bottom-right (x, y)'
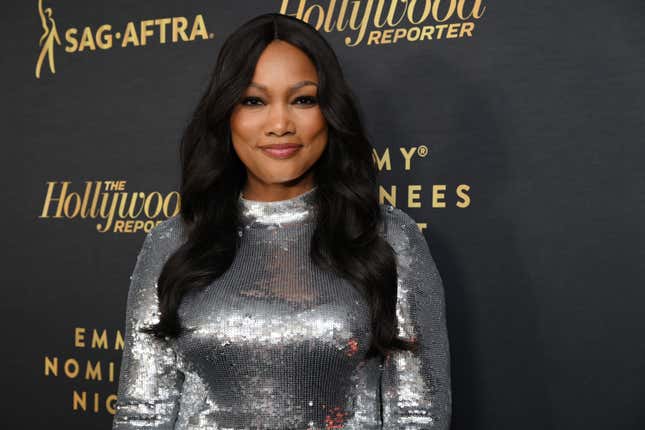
top-left (230, 40), bottom-right (328, 198)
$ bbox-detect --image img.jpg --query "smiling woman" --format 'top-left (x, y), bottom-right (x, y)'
top-left (230, 41), bottom-right (328, 199)
top-left (112, 12), bottom-right (451, 430)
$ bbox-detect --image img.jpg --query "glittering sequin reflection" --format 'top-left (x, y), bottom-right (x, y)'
top-left (113, 186), bottom-right (451, 429)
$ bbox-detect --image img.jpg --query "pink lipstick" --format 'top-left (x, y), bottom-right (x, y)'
top-left (260, 143), bottom-right (303, 159)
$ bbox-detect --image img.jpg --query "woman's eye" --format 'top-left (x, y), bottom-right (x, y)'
top-left (295, 96), bottom-right (317, 105)
top-left (241, 96), bottom-right (263, 106)
top-left (240, 96), bottom-right (317, 106)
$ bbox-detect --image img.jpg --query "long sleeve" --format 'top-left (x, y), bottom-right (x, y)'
top-left (380, 208), bottom-right (452, 429)
top-left (113, 229), bottom-right (184, 429)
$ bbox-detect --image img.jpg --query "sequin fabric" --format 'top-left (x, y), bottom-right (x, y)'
top-left (112, 186), bottom-right (451, 429)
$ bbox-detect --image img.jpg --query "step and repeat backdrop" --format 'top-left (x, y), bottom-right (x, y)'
top-left (3, 0), bottom-right (643, 429)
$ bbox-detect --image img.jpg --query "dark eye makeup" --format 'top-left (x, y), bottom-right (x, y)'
top-left (239, 95), bottom-right (318, 106)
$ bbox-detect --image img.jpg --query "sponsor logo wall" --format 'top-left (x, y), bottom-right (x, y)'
top-left (4, 1), bottom-right (642, 428)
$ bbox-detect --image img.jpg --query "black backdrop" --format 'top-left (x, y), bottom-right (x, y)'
top-left (2, 1), bottom-right (644, 429)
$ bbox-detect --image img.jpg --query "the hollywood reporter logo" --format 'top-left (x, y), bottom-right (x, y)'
top-left (39, 180), bottom-right (180, 233)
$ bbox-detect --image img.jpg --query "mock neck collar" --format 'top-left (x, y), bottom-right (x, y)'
top-left (238, 186), bottom-right (317, 228)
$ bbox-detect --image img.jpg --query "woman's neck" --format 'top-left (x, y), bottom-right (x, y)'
top-left (238, 185), bottom-right (317, 228)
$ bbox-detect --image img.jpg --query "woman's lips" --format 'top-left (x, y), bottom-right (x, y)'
top-left (260, 144), bottom-right (303, 159)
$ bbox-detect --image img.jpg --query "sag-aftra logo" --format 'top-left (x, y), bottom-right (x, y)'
top-left (35, 0), bottom-right (212, 79)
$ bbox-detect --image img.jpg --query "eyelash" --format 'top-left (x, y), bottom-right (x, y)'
top-left (240, 96), bottom-right (318, 106)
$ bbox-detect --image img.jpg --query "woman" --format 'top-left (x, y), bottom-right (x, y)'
top-left (112, 12), bottom-right (451, 430)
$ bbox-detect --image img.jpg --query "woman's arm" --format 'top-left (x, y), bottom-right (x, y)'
top-left (113, 229), bottom-right (184, 429)
top-left (380, 207), bottom-right (452, 429)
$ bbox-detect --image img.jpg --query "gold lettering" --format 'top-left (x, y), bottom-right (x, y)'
top-left (456, 184), bottom-right (470, 207)
top-left (115, 330), bottom-right (124, 350)
top-left (399, 147), bottom-right (417, 170)
top-left (446, 22), bottom-right (460, 38)
top-left (386, 0), bottom-right (408, 27)
top-left (64, 358), bottom-right (80, 378)
top-left (77, 27), bottom-right (96, 51)
top-left (91, 329), bottom-right (109, 349)
top-left (303, 4), bottom-right (325, 29)
top-left (44, 356), bottom-right (58, 376)
top-left (432, 0), bottom-right (456, 22)
top-left (96, 24), bottom-right (113, 49)
top-left (457, 0), bottom-right (486, 19)
top-left (421, 25), bottom-right (435, 40)
top-left (98, 188), bottom-right (120, 232)
top-left (380, 28), bottom-right (393, 43)
top-left (155, 18), bottom-right (172, 43)
top-left (72, 391), bottom-right (117, 414)
top-left (72, 327), bottom-right (126, 349)
top-left (73, 390), bottom-right (86, 411)
top-left (164, 192), bottom-right (181, 217)
top-left (280, 0), bottom-right (308, 22)
top-left (434, 23), bottom-right (448, 38)
top-left (372, 148), bottom-right (391, 171)
top-left (74, 327), bottom-right (86, 347)
top-left (140, 20), bottom-right (155, 46)
top-left (64, 28), bottom-right (79, 53)
top-left (121, 21), bottom-right (140, 47)
top-left (106, 394), bottom-right (117, 415)
top-left (40, 181), bottom-right (178, 230)
top-left (374, 0), bottom-right (388, 28)
top-left (63, 190), bottom-right (82, 218)
top-left (460, 21), bottom-right (475, 37)
top-left (172, 17), bottom-right (189, 42)
top-left (278, 0), bottom-right (485, 47)
top-left (39, 181), bottom-right (70, 218)
top-left (432, 184), bottom-right (447, 208)
top-left (190, 14), bottom-right (209, 40)
top-left (144, 192), bottom-right (164, 218)
top-left (85, 360), bottom-right (102, 381)
top-left (345, 0), bottom-right (375, 47)
top-left (379, 185), bottom-right (397, 206)
top-left (407, 0), bottom-right (431, 25)
top-left (408, 185), bottom-right (422, 208)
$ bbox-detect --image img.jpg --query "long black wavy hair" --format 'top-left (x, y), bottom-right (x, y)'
top-left (144, 12), bottom-right (416, 359)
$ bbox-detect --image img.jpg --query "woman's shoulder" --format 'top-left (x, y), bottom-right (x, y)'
top-left (378, 203), bottom-right (422, 235)
top-left (144, 214), bottom-right (187, 258)
top-left (378, 203), bottom-right (427, 253)
top-left (379, 203), bottom-right (417, 224)
top-left (126, 215), bottom-right (186, 308)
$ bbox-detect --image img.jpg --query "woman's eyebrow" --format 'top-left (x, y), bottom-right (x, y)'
top-left (248, 80), bottom-right (318, 94)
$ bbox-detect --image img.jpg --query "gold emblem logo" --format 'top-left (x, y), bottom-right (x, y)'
top-left (35, 0), bottom-right (61, 78)
top-left (35, 1), bottom-right (213, 79)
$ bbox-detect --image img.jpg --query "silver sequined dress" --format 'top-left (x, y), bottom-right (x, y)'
top-left (112, 186), bottom-right (451, 429)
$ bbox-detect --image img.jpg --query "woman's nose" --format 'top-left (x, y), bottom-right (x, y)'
top-left (266, 103), bottom-right (294, 136)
